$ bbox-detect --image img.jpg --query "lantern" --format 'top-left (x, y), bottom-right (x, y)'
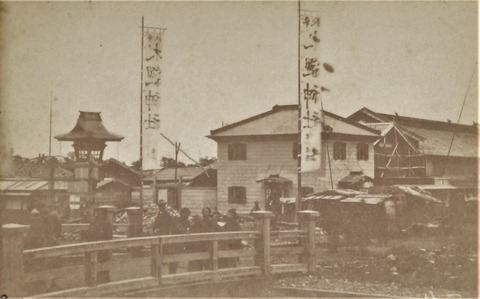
top-left (55, 111), bottom-right (123, 162)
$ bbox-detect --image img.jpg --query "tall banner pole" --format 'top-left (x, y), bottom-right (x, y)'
top-left (140, 18), bottom-right (166, 208)
top-left (296, 0), bottom-right (302, 223)
top-left (300, 8), bottom-right (322, 174)
top-left (139, 16), bottom-right (144, 209)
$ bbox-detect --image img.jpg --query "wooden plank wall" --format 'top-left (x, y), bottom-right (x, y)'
top-left (217, 138), bottom-right (375, 213)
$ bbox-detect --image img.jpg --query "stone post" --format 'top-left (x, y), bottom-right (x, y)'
top-left (1, 224), bottom-right (29, 297)
top-left (251, 211), bottom-right (273, 277)
top-left (125, 207), bottom-right (142, 237)
top-left (298, 210), bottom-right (319, 273)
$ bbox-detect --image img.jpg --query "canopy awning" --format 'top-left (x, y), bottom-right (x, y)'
top-left (303, 189), bottom-right (365, 201)
top-left (280, 197), bottom-right (296, 204)
top-left (415, 184), bottom-right (457, 191)
top-left (339, 173), bottom-right (374, 185)
top-left (340, 194), bottom-right (392, 205)
top-left (395, 185), bottom-right (442, 203)
top-left (256, 174), bottom-right (292, 184)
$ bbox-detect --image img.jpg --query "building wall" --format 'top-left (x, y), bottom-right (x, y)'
top-left (425, 156), bottom-right (478, 178)
top-left (216, 137), bottom-right (375, 213)
top-left (181, 187), bottom-right (217, 215)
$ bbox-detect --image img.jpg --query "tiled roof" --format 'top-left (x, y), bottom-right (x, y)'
top-left (406, 126), bottom-right (477, 157)
top-left (146, 167), bottom-right (206, 182)
top-left (0, 179), bottom-right (68, 192)
top-left (11, 160), bottom-right (74, 179)
top-left (209, 105), bottom-right (379, 138)
top-left (349, 107), bottom-right (478, 158)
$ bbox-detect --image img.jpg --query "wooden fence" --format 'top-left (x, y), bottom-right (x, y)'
top-left (1, 210), bottom-right (319, 298)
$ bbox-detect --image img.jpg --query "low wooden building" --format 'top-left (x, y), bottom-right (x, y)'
top-left (348, 107), bottom-right (478, 190)
top-left (0, 179), bottom-right (69, 224)
top-left (137, 166), bottom-right (217, 215)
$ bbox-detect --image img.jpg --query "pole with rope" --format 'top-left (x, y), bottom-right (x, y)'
top-left (441, 62), bottom-right (477, 176)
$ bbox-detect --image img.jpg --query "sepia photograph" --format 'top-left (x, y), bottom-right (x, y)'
top-left (0, 1), bottom-right (478, 298)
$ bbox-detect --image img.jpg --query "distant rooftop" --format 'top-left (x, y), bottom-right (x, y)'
top-left (348, 107), bottom-right (478, 158)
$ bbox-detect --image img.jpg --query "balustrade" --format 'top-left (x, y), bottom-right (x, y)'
top-left (1, 211), bottom-right (318, 298)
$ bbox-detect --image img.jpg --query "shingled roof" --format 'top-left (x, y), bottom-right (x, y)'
top-left (145, 167), bottom-right (206, 182)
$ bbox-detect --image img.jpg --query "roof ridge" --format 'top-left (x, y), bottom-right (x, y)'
top-left (210, 104), bottom-right (380, 136)
top-left (210, 105), bottom-right (297, 135)
top-left (323, 110), bottom-right (381, 135)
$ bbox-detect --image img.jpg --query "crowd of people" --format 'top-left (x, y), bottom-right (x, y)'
top-left (23, 199), bottom-right (256, 280)
top-left (152, 200), bottom-right (245, 273)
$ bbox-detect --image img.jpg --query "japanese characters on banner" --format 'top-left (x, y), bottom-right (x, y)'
top-left (142, 28), bottom-right (164, 170)
top-left (300, 12), bottom-right (323, 172)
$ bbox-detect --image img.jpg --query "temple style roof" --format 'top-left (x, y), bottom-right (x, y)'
top-left (55, 111), bottom-right (123, 142)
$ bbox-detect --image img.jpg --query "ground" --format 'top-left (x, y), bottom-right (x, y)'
top-left (273, 222), bottom-right (478, 298)
top-left (57, 215), bottom-right (477, 298)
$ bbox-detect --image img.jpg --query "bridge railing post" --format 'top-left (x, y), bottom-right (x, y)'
top-left (298, 210), bottom-right (319, 273)
top-left (151, 238), bottom-right (162, 285)
top-left (211, 240), bottom-right (219, 282)
top-left (2, 224), bottom-right (29, 297)
top-left (252, 211), bottom-right (273, 277)
top-left (85, 251), bottom-right (98, 286)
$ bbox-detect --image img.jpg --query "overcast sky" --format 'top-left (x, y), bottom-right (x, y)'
top-left (1, 1), bottom-right (477, 166)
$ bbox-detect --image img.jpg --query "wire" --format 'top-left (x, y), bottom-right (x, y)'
top-left (441, 61), bottom-right (477, 176)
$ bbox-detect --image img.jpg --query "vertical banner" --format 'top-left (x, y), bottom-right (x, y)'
top-left (142, 28), bottom-right (164, 170)
top-left (300, 12), bottom-right (323, 172)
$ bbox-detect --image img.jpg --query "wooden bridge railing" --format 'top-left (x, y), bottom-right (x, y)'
top-left (1, 210), bottom-right (319, 298)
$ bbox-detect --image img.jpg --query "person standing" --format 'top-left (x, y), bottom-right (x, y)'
top-left (250, 201), bottom-right (261, 215)
top-left (24, 203), bottom-right (60, 293)
top-left (25, 204), bottom-right (57, 250)
top-left (47, 206), bottom-right (62, 245)
top-left (153, 200), bottom-right (171, 236)
top-left (77, 207), bottom-right (114, 284)
top-left (222, 209), bottom-right (243, 268)
top-left (200, 207), bottom-right (214, 232)
top-left (153, 200), bottom-right (177, 274)
top-left (211, 211), bottom-right (224, 232)
top-left (169, 207), bottom-right (191, 273)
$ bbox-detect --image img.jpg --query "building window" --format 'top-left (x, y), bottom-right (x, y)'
top-left (228, 186), bottom-right (246, 204)
top-left (333, 142), bottom-right (346, 160)
top-left (70, 195), bottom-right (81, 210)
top-left (292, 142), bottom-right (300, 160)
top-left (228, 143), bottom-right (247, 160)
top-left (6, 199), bottom-right (23, 210)
top-left (78, 150), bottom-right (88, 160)
top-left (92, 150), bottom-right (101, 160)
top-left (357, 143), bottom-right (369, 160)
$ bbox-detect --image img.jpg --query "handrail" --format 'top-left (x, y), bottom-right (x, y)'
top-left (24, 236), bottom-right (159, 259)
top-left (271, 229), bottom-right (307, 238)
top-left (161, 231), bottom-right (259, 244)
top-left (24, 231), bottom-right (260, 259)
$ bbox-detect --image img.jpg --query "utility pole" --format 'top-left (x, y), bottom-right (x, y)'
top-left (49, 92), bottom-right (55, 207)
top-left (174, 142), bottom-right (181, 182)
